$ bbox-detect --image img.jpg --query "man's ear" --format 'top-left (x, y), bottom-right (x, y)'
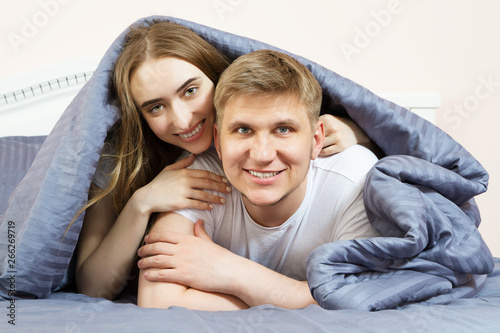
top-left (214, 124), bottom-right (222, 160)
top-left (311, 120), bottom-right (325, 160)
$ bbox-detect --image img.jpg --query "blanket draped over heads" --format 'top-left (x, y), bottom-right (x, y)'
top-left (0, 16), bottom-right (493, 310)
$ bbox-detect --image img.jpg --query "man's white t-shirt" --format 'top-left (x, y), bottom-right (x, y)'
top-left (175, 145), bottom-right (381, 280)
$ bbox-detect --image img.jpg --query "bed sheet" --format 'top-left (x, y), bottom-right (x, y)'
top-left (2, 257), bottom-right (500, 332)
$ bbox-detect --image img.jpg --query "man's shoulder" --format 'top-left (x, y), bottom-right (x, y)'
top-left (313, 145), bottom-right (378, 183)
top-left (184, 146), bottom-right (224, 175)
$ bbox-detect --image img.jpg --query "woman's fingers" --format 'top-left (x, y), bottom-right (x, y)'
top-left (320, 144), bottom-right (343, 156)
top-left (188, 169), bottom-right (230, 190)
top-left (188, 173), bottom-right (231, 194)
top-left (142, 155), bottom-right (232, 212)
top-left (165, 157), bottom-right (228, 189)
top-left (164, 153), bottom-right (196, 170)
top-left (176, 171), bottom-right (231, 209)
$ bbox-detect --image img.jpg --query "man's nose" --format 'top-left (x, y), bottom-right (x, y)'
top-left (249, 134), bottom-right (276, 163)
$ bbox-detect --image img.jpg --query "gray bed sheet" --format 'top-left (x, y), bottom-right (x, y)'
top-left (2, 258), bottom-right (500, 332)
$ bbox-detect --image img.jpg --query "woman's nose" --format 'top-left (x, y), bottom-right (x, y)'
top-left (170, 102), bottom-right (192, 130)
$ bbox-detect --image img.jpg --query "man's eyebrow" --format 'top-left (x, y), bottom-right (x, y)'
top-left (274, 118), bottom-right (302, 127)
top-left (226, 118), bottom-right (302, 129)
top-left (226, 120), bottom-right (250, 129)
top-left (176, 76), bottom-right (201, 93)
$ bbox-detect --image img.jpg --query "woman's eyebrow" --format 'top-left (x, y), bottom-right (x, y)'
top-left (139, 76), bottom-right (202, 110)
top-left (140, 98), bottom-right (162, 110)
top-left (176, 76), bottom-right (201, 93)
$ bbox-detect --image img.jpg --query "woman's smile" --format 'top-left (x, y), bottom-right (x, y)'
top-left (176, 120), bottom-right (205, 141)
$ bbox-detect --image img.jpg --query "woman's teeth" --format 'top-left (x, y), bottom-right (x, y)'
top-left (248, 170), bottom-right (280, 179)
top-left (179, 121), bottom-right (203, 139)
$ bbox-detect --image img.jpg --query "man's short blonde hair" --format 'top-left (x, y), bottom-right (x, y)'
top-left (214, 49), bottom-right (322, 129)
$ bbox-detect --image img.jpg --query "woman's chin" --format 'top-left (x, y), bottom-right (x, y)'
top-left (182, 137), bottom-right (212, 155)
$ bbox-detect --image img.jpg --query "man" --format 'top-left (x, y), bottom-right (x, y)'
top-left (136, 50), bottom-right (380, 310)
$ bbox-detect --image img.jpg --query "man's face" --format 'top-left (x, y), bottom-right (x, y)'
top-left (214, 94), bottom-right (324, 217)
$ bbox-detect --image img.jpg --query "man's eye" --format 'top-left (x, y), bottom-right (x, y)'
top-left (185, 87), bottom-right (198, 96)
top-left (276, 127), bottom-right (290, 134)
top-left (237, 127), bottom-right (251, 134)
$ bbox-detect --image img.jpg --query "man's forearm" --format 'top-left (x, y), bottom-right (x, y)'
top-left (137, 269), bottom-right (248, 311)
top-left (227, 255), bottom-right (318, 309)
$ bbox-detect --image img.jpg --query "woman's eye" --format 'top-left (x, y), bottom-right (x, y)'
top-left (150, 105), bottom-right (164, 113)
top-left (237, 127), bottom-right (251, 134)
top-left (185, 87), bottom-right (198, 97)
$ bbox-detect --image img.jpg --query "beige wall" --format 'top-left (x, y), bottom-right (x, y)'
top-left (1, 0), bottom-right (499, 256)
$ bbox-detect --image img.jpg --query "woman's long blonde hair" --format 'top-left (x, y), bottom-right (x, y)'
top-left (73, 21), bottom-right (230, 224)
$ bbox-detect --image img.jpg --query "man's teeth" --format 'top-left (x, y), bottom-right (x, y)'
top-left (179, 122), bottom-right (203, 139)
top-left (248, 170), bottom-right (280, 179)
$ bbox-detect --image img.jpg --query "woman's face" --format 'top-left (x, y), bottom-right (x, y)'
top-left (130, 56), bottom-right (215, 154)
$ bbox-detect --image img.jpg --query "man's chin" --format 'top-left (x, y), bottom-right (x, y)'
top-left (241, 193), bottom-right (285, 208)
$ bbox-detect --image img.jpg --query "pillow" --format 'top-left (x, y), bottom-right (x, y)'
top-left (0, 136), bottom-right (46, 215)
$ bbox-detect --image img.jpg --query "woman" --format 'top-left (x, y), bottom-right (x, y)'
top-left (75, 21), bottom-right (370, 300)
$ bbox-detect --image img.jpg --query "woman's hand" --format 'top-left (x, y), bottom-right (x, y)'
top-left (135, 154), bottom-right (231, 214)
top-left (319, 114), bottom-right (371, 156)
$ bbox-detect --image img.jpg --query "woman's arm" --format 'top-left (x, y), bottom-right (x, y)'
top-left (76, 155), bottom-right (231, 299)
top-left (76, 182), bottom-right (151, 299)
top-left (137, 213), bottom-right (248, 310)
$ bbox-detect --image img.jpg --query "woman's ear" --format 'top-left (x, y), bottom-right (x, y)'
top-left (311, 120), bottom-right (325, 160)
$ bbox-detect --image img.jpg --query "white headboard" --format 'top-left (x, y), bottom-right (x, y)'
top-left (0, 57), bottom-right (440, 137)
top-left (375, 91), bottom-right (440, 124)
top-left (0, 56), bottom-right (101, 137)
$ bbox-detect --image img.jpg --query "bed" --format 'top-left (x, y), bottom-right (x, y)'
top-left (1, 16), bottom-right (500, 332)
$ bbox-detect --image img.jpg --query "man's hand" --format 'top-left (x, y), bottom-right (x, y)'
top-left (138, 220), bottom-right (239, 294)
top-left (138, 218), bottom-right (318, 309)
